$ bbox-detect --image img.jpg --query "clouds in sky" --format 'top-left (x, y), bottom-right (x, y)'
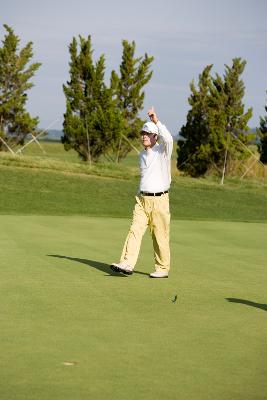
top-left (2, 0), bottom-right (267, 133)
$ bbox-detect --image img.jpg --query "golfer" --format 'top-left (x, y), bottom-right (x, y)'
top-left (111, 107), bottom-right (173, 278)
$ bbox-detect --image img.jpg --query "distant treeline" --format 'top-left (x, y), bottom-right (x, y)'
top-left (0, 24), bottom-right (267, 177)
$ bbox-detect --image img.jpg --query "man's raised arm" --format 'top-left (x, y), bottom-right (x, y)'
top-left (148, 107), bottom-right (173, 158)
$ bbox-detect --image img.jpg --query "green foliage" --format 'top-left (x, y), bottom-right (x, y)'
top-left (0, 24), bottom-right (41, 150)
top-left (62, 35), bottom-right (124, 162)
top-left (111, 40), bottom-right (154, 161)
top-left (63, 37), bottom-right (153, 163)
top-left (177, 58), bottom-right (253, 177)
top-left (177, 65), bottom-right (213, 176)
top-left (257, 92), bottom-right (267, 164)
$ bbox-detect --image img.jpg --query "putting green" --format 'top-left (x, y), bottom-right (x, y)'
top-left (0, 215), bottom-right (267, 400)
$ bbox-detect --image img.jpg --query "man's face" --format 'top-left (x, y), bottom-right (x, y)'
top-left (141, 131), bottom-right (157, 149)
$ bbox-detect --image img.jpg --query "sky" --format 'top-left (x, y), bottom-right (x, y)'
top-left (1, 0), bottom-right (267, 135)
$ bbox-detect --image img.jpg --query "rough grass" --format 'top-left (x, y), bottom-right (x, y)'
top-left (0, 151), bottom-right (139, 180)
top-left (3, 141), bottom-right (267, 180)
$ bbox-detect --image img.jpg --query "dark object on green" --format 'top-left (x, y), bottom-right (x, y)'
top-left (172, 295), bottom-right (177, 303)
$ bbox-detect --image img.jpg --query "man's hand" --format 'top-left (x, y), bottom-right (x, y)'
top-left (148, 106), bottom-right (158, 124)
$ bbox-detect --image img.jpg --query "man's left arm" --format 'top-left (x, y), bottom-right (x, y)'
top-left (156, 120), bottom-right (173, 159)
top-left (148, 106), bottom-right (173, 159)
top-left (147, 107), bottom-right (173, 159)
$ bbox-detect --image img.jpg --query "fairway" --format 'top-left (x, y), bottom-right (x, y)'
top-left (1, 215), bottom-right (267, 400)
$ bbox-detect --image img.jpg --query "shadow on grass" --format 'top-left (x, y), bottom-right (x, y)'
top-left (226, 298), bottom-right (267, 312)
top-left (47, 255), bottom-right (149, 277)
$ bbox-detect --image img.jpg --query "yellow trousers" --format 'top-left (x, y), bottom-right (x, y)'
top-left (120, 194), bottom-right (170, 272)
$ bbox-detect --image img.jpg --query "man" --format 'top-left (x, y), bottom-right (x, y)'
top-left (111, 107), bottom-right (173, 278)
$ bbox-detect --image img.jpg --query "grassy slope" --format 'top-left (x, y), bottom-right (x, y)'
top-left (0, 165), bottom-right (267, 221)
top-left (0, 215), bottom-right (267, 400)
top-left (1, 141), bottom-right (267, 222)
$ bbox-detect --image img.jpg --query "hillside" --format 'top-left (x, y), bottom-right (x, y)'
top-left (0, 151), bottom-right (267, 222)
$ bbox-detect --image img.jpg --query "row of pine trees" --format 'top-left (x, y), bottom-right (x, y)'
top-left (0, 24), bottom-right (267, 177)
top-left (62, 35), bottom-right (153, 163)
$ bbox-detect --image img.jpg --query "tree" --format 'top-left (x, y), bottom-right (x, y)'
top-left (257, 93), bottom-right (267, 164)
top-left (177, 58), bottom-right (253, 177)
top-left (0, 24), bottom-right (41, 151)
top-left (62, 35), bottom-right (124, 163)
top-left (212, 58), bottom-right (253, 172)
top-left (111, 40), bottom-right (153, 161)
top-left (177, 65), bottom-right (213, 176)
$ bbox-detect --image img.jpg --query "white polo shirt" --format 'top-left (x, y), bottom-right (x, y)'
top-left (139, 120), bottom-right (173, 193)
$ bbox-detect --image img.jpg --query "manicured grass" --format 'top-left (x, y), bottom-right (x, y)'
top-left (0, 215), bottom-right (266, 400)
top-left (1, 142), bottom-right (267, 399)
top-left (0, 165), bottom-right (267, 221)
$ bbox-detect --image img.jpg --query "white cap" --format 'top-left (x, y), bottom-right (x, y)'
top-left (141, 121), bottom-right (159, 134)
